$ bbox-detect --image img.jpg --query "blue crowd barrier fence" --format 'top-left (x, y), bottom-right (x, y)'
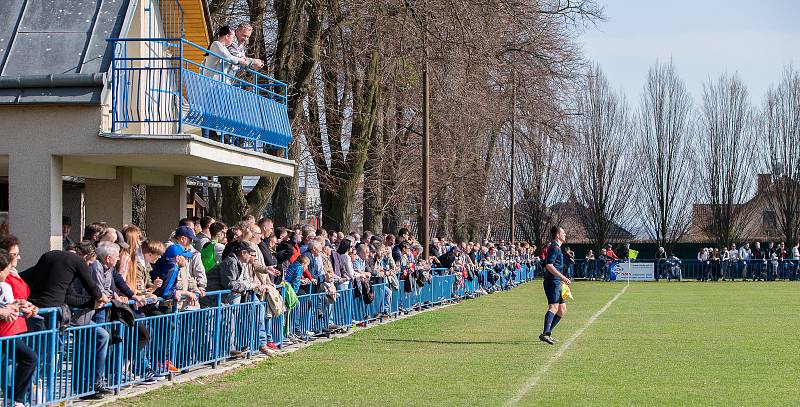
top-left (570, 258), bottom-right (800, 281)
top-left (2, 270), bottom-right (536, 405)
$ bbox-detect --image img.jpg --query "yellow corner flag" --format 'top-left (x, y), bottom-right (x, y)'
top-left (629, 249), bottom-right (639, 260)
top-left (561, 283), bottom-right (574, 300)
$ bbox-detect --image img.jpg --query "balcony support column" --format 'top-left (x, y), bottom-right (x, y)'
top-left (145, 175), bottom-right (186, 241)
top-left (8, 152), bottom-right (63, 268)
top-left (85, 167), bottom-right (133, 229)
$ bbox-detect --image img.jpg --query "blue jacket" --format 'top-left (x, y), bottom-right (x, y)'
top-left (150, 257), bottom-right (180, 300)
top-left (284, 261), bottom-right (304, 292)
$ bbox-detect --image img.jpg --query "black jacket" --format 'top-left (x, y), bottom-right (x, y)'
top-left (438, 251), bottom-right (457, 270)
top-left (275, 240), bottom-right (296, 265)
top-left (22, 250), bottom-right (103, 308)
top-left (258, 239), bottom-right (278, 266)
top-left (201, 255), bottom-right (251, 306)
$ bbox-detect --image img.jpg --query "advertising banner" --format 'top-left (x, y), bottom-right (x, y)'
top-left (609, 262), bottom-right (654, 281)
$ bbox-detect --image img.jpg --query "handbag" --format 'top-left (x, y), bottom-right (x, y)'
top-left (403, 275), bottom-right (412, 293)
top-left (265, 284), bottom-right (286, 316)
top-left (361, 281), bottom-right (375, 304)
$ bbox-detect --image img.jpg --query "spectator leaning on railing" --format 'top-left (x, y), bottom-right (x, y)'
top-left (91, 242), bottom-right (146, 323)
top-left (202, 240), bottom-right (259, 355)
top-left (22, 243), bottom-right (108, 330)
top-left (0, 248), bottom-right (38, 407)
top-left (229, 23), bottom-right (264, 72)
top-left (203, 25), bottom-right (248, 83)
top-left (150, 244), bottom-right (198, 313)
top-left (59, 242), bottom-right (117, 399)
top-left (284, 254), bottom-right (311, 341)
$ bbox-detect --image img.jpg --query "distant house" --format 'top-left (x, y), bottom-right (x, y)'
top-left (684, 174), bottom-right (786, 244)
top-left (0, 0), bottom-right (295, 264)
top-left (484, 197), bottom-right (634, 244)
top-left (547, 197), bottom-right (634, 244)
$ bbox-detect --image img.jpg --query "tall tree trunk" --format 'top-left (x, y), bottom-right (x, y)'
top-left (435, 195), bottom-right (448, 239)
top-left (132, 185), bottom-right (146, 234)
top-left (314, 52), bottom-right (382, 230)
top-left (208, 185), bottom-right (222, 220)
top-left (271, 144), bottom-right (301, 227)
top-left (220, 176), bottom-right (248, 225)
top-left (363, 101), bottom-right (384, 233)
top-left (321, 178), bottom-right (358, 232)
top-left (382, 99), bottom-right (402, 235)
top-left (246, 176), bottom-right (279, 217)
top-left (270, 0), bottom-right (323, 228)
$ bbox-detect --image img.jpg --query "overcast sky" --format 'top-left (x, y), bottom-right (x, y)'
top-left (580, 0), bottom-right (800, 106)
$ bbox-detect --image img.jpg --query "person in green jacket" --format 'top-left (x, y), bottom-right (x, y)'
top-left (201, 222), bottom-right (228, 272)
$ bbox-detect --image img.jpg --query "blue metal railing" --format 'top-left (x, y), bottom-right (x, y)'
top-left (108, 37), bottom-right (292, 151)
top-left (566, 257), bottom-right (800, 281)
top-left (1, 273), bottom-right (536, 405)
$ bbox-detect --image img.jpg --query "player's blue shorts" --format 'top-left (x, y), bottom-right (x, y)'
top-left (543, 278), bottom-right (564, 304)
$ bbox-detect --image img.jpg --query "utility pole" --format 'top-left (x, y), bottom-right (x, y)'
top-left (509, 68), bottom-right (516, 244)
top-left (421, 20), bottom-right (430, 260)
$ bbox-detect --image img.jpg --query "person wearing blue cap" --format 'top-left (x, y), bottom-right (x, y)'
top-left (172, 226), bottom-right (207, 297)
top-left (150, 244), bottom-right (197, 311)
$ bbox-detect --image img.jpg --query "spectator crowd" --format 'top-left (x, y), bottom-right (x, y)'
top-left (0, 214), bottom-right (552, 404)
top-left (2, 211), bottom-right (799, 405)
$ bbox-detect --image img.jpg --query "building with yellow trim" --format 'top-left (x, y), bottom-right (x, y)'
top-left (0, 0), bottom-right (294, 264)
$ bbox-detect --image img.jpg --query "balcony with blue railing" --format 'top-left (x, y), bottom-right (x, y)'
top-left (107, 37), bottom-right (292, 151)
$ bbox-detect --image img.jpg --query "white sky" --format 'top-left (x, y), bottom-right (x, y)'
top-left (580, 0), bottom-right (800, 105)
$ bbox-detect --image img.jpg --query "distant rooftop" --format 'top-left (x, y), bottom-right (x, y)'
top-left (0, 0), bottom-right (129, 103)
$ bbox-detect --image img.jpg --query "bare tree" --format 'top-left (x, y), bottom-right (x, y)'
top-left (516, 123), bottom-right (567, 247)
top-left (699, 73), bottom-right (756, 247)
top-left (210, 0), bottom-right (323, 226)
top-left (573, 66), bottom-right (636, 252)
top-left (635, 61), bottom-right (696, 251)
top-left (763, 65), bottom-right (800, 246)
top-left (209, 0), bottom-right (602, 232)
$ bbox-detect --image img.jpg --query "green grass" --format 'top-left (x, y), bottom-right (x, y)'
top-left (114, 281), bottom-right (800, 406)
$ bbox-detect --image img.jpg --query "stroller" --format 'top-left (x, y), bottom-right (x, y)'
top-left (663, 256), bottom-right (682, 281)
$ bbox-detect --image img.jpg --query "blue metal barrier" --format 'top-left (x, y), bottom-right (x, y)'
top-left (0, 275), bottom-right (534, 405)
top-left (331, 288), bottom-right (354, 329)
top-left (351, 284), bottom-right (388, 324)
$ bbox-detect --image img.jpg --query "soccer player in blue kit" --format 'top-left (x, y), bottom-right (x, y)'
top-left (539, 225), bottom-right (571, 345)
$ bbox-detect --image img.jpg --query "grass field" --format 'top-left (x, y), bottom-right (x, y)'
top-left (114, 281), bottom-right (800, 406)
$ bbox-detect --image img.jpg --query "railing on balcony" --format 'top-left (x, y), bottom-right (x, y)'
top-left (108, 38), bottom-right (292, 150)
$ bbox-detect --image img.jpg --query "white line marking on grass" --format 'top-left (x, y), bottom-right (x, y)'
top-left (505, 284), bottom-right (629, 406)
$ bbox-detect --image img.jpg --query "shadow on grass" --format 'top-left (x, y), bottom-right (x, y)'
top-left (373, 338), bottom-right (533, 345)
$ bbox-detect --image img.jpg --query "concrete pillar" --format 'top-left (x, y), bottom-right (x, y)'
top-left (9, 153), bottom-right (62, 269)
top-left (85, 167), bottom-right (133, 228)
top-left (146, 175), bottom-right (186, 241)
top-left (62, 182), bottom-right (84, 243)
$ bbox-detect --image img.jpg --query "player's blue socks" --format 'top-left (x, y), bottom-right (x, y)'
top-left (550, 314), bottom-right (562, 332)
top-left (543, 311), bottom-right (555, 334)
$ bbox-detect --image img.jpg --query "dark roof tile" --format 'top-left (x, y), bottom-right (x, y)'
top-left (0, 0), bottom-right (129, 103)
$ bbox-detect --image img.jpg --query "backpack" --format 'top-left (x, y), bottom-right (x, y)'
top-left (264, 284), bottom-right (286, 316)
top-left (361, 280), bottom-right (374, 304)
top-left (201, 241), bottom-right (217, 272)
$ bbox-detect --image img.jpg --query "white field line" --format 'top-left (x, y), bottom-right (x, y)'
top-left (505, 284), bottom-right (629, 406)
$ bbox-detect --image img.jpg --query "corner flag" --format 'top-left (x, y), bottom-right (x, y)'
top-left (629, 249), bottom-right (639, 260)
